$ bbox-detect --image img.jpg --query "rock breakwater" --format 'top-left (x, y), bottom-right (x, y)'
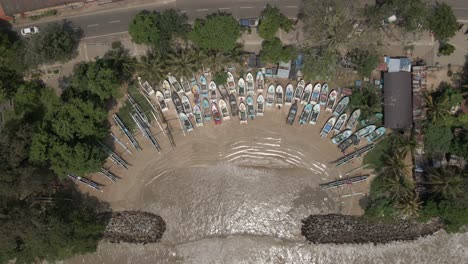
top-left (103, 211), bottom-right (166, 243)
top-left (301, 214), bottom-right (443, 244)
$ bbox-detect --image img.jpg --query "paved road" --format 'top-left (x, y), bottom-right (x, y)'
top-left (439, 0), bottom-right (468, 22)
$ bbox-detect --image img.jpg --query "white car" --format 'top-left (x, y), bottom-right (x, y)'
top-left (20, 27), bottom-right (39, 36)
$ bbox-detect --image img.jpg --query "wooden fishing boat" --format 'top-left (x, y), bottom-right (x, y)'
top-left (360, 113), bottom-right (383, 126)
top-left (309, 104), bottom-right (321, 125)
top-left (238, 77), bottom-right (246, 98)
top-left (229, 93), bottom-right (238, 116)
top-left (285, 84), bottom-right (294, 105)
top-left (310, 83), bottom-right (321, 105)
top-left (209, 81), bottom-right (218, 102)
top-left (299, 103), bottom-right (313, 125)
top-left (320, 116), bottom-right (336, 138)
top-left (301, 83), bottom-right (313, 104)
top-left (138, 77), bottom-right (154, 95)
top-left (180, 76), bottom-right (191, 94)
top-left (200, 74), bottom-right (208, 98)
top-left (155, 91), bottom-right (168, 112)
top-left (256, 70), bottom-right (264, 93)
top-left (218, 84), bottom-right (229, 100)
top-left (325, 90), bottom-right (337, 112)
top-left (246, 72), bottom-right (255, 95)
top-left (266, 84), bottom-right (275, 107)
top-left (227, 71), bottom-right (236, 94)
top-left (219, 99), bottom-right (230, 120)
top-left (366, 127), bottom-right (386, 142)
top-left (286, 102), bottom-right (298, 125)
top-left (333, 113), bottom-right (347, 133)
top-left (319, 83), bottom-right (329, 105)
top-left (181, 95), bottom-right (193, 116)
top-left (355, 125), bottom-right (376, 139)
top-left (256, 94), bottom-right (264, 116)
top-left (294, 80), bottom-right (305, 102)
top-left (193, 104), bottom-right (203, 127)
top-left (179, 112), bottom-right (193, 132)
top-left (190, 75), bottom-right (197, 90)
top-left (246, 95), bottom-right (255, 119)
top-left (169, 75), bottom-right (183, 94)
top-left (172, 91), bottom-right (184, 113)
top-left (331, 129), bottom-right (353, 144)
top-left (239, 102), bottom-right (247, 124)
top-left (333, 96), bottom-right (349, 116)
top-left (201, 98), bottom-right (211, 121)
top-left (192, 84), bottom-right (201, 105)
top-left (319, 174), bottom-right (370, 190)
top-left (162, 80), bottom-right (172, 102)
top-left (346, 109), bottom-right (361, 130)
top-left (338, 134), bottom-right (358, 152)
top-left (212, 102), bottom-right (222, 125)
top-left (275, 85), bottom-right (284, 106)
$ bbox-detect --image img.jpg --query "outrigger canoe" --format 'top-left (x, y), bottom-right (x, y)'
top-left (246, 95), bottom-right (255, 119)
top-left (239, 102), bottom-right (247, 124)
top-left (301, 83), bottom-right (313, 105)
top-left (275, 85), bottom-right (284, 106)
top-left (310, 83), bottom-right (321, 105)
top-left (325, 90), bottom-right (337, 112)
top-left (319, 83), bottom-right (329, 105)
top-left (172, 91), bottom-right (184, 113)
top-left (355, 125), bottom-right (376, 139)
top-left (294, 80), bottom-right (305, 102)
top-left (200, 74), bottom-right (208, 98)
top-left (229, 94), bottom-right (238, 116)
top-left (331, 129), bottom-right (352, 144)
top-left (246, 72), bottom-right (255, 95)
top-left (256, 70), bottom-right (264, 93)
top-left (212, 102), bottom-right (222, 125)
top-left (266, 84), bottom-right (275, 107)
top-left (333, 113), bottom-right (347, 133)
top-left (138, 77), bottom-right (155, 95)
top-left (227, 71), bottom-right (236, 94)
top-left (155, 91), bottom-right (168, 112)
top-left (201, 98), bottom-right (211, 121)
top-left (193, 104), bottom-right (203, 127)
top-left (179, 112), bottom-right (193, 132)
top-left (181, 95), bottom-right (193, 116)
top-left (169, 75), bottom-right (183, 94)
top-left (320, 116), bottom-right (336, 138)
top-left (209, 81), bottom-right (218, 102)
top-left (257, 94), bottom-right (264, 116)
top-left (218, 99), bottom-right (230, 120)
top-left (285, 84), bottom-right (294, 105)
top-left (299, 103), bottom-right (313, 125)
top-left (162, 80), bottom-right (172, 102)
top-left (346, 109), bottom-right (361, 130)
top-left (366, 127), bottom-right (386, 142)
top-left (180, 76), bottom-right (191, 94)
top-left (286, 102), bottom-right (298, 125)
top-left (192, 84), bottom-right (201, 105)
top-left (333, 96), bottom-right (349, 116)
top-left (360, 113), bottom-right (383, 126)
top-left (309, 104), bottom-right (321, 125)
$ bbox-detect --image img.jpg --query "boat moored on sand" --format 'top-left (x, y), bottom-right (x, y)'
top-left (266, 84), bottom-right (275, 107)
top-left (162, 80), bottom-right (172, 102)
top-left (338, 134), bottom-right (358, 152)
top-left (301, 83), bottom-right (313, 104)
top-left (239, 102), bottom-right (247, 124)
top-left (192, 84), bottom-right (201, 105)
top-left (200, 74), bottom-right (208, 98)
top-left (299, 103), bottom-right (313, 125)
top-left (275, 85), bottom-right (284, 106)
top-left (346, 109), bottom-right (361, 130)
top-left (246, 95), bottom-right (255, 119)
top-left (218, 99), bottom-right (230, 120)
top-left (355, 125), bottom-right (376, 139)
top-left (325, 90), bottom-right (337, 112)
top-left (138, 77), bottom-right (155, 95)
top-left (331, 129), bottom-right (352, 144)
top-left (238, 77), bottom-right (246, 99)
top-left (320, 116), bottom-right (337, 138)
top-left (319, 83), bottom-right (329, 105)
top-left (155, 91), bottom-right (168, 112)
top-left (246, 72), bottom-right (255, 95)
top-left (256, 70), bottom-right (264, 92)
top-left (179, 112), bottom-right (193, 132)
top-left (257, 94), bottom-right (265, 116)
top-left (294, 80), bottom-right (305, 102)
top-left (285, 84), bottom-right (294, 105)
top-left (212, 102), bottom-right (222, 125)
top-left (286, 102), bottom-right (298, 125)
top-left (227, 71), bottom-right (236, 94)
top-left (229, 94), bottom-right (238, 116)
top-left (193, 104), bottom-right (203, 127)
top-left (309, 104), bottom-right (321, 125)
top-left (181, 95), bottom-right (193, 116)
top-left (333, 113), bottom-right (347, 133)
top-left (180, 76), bottom-right (191, 94)
top-left (333, 96), bottom-right (349, 116)
top-left (310, 83), bottom-right (321, 105)
top-left (169, 75), bottom-right (183, 94)
top-left (361, 113), bottom-right (383, 126)
top-left (172, 91), bottom-right (184, 113)
top-left (201, 98), bottom-right (211, 121)
top-left (366, 127), bottom-right (386, 142)
top-left (209, 81), bottom-right (218, 102)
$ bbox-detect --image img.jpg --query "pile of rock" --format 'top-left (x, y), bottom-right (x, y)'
top-left (301, 214), bottom-right (443, 244)
top-left (103, 211), bottom-right (166, 243)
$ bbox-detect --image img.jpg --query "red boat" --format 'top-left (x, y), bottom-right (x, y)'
top-left (212, 102), bottom-right (222, 125)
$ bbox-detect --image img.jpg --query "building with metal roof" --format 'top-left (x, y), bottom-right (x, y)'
top-left (383, 71), bottom-right (412, 130)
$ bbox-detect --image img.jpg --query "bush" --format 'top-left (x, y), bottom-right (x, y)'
top-left (258, 4), bottom-right (293, 40)
top-left (260, 37), bottom-right (297, 63)
top-left (438, 42), bottom-right (456, 56)
top-left (429, 3), bottom-right (458, 41)
top-left (189, 14), bottom-right (241, 52)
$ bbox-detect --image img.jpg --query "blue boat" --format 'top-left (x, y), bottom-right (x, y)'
top-left (201, 98), bottom-right (211, 121)
top-left (246, 95), bottom-right (255, 119)
top-left (299, 103), bottom-right (313, 125)
top-left (200, 74), bottom-right (208, 99)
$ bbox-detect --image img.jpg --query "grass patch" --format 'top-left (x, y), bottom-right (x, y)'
top-left (363, 136), bottom-right (392, 169)
top-left (29, 9), bottom-right (57, 21)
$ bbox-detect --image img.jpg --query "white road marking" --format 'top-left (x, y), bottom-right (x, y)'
top-left (219, 7), bottom-right (230, 10)
top-left (285, 5), bottom-right (298, 8)
top-left (108, 20), bottom-right (120, 24)
top-left (87, 24), bottom-right (99, 27)
top-left (240, 6), bottom-right (253, 9)
top-left (196, 9), bottom-right (209, 12)
top-left (82, 31), bottom-right (129, 40)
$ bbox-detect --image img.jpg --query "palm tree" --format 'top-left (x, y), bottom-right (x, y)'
top-left (104, 47), bottom-right (137, 81)
top-left (137, 51), bottom-right (168, 85)
top-left (424, 92), bottom-right (450, 123)
top-left (380, 150), bottom-right (410, 179)
top-left (426, 166), bottom-right (463, 200)
top-left (381, 174), bottom-right (413, 202)
top-left (395, 192), bottom-right (422, 218)
top-left (390, 132), bottom-right (419, 156)
top-left (167, 48), bottom-right (199, 78)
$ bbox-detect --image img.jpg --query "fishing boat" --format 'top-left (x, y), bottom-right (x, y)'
top-left (218, 99), bottom-right (230, 120)
top-left (366, 127), bottom-right (386, 142)
top-left (179, 112), bottom-right (193, 132)
top-left (346, 109), bottom-right (361, 130)
top-left (202, 98), bottom-right (211, 121)
top-left (190, 75), bottom-right (197, 90)
top-left (320, 116), bottom-right (336, 138)
top-left (294, 80), bottom-right (305, 102)
top-left (333, 96), bottom-right (349, 116)
top-left (218, 84), bottom-right (229, 100)
top-left (310, 83), bottom-right (321, 105)
top-left (155, 91), bottom-right (168, 112)
top-left (301, 83), bottom-right (313, 104)
top-left (68, 173), bottom-right (102, 192)
top-left (333, 113), bottom-right (347, 133)
top-left (266, 84), bottom-right (275, 107)
top-left (227, 71), bottom-right (236, 94)
top-left (355, 125), bottom-right (376, 139)
top-left (212, 102), bottom-right (222, 125)
top-left (172, 91), bottom-right (184, 113)
top-left (238, 77), bottom-right (246, 99)
top-left (229, 93), bottom-right (238, 116)
top-left (319, 83), bottom-right (329, 105)
top-left (192, 84), bottom-right (201, 105)
top-left (138, 77), bottom-right (154, 95)
top-left (162, 80), bottom-right (172, 102)
top-left (193, 104), bottom-right (204, 127)
top-left (246, 73), bottom-right (255, 95)
top-left (275, 85), bottom-right (283, 106)
top-left (360, 113), bottom-right (383, 126)
top-left (180, 76), bottom-right (191, 94)
top-left (169, 75), bottom-right (183, 94)
top-left (256, 94), bottom-right (264, 116)
top-left (209, 81), bottom-right (218, 102)
top-left (309, 104), bottom-right (321, 125)
top-left (239, 102), bottom-right (247, 124)
top-left (331, 129), bottom-right (352, 144)
top-left (286, 102), bottom-right (298, 125)
top-left (338, 134), bottom-right (359, 152)
top-left (181, 95), bottom-right (193, 116)
top-left (285, 84), bottom-right (294, 105)
top-left (325, 90), bottom-right (337, 112)
top-left (256, 70), bottom-right (264, 93)
top-left (319, 174), bottom-right (370, 190)
top-left (246, 95), bottom-right (255, 119)
top-left (200, 74), bottom-right (208, 98)
top-left (299, 103), bottom-right (313, 125)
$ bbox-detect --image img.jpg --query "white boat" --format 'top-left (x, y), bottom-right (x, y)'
top-left (256, 71), bottom-right (264, 93)
top-left (319, 83), bottom-right (328, 105)
top-left (275, 85), bottom-right (283, 106)
top-left (320, 117), bottom-right (336, 138)
top-left (301, 83), bottom-right (313, 105)
top-left (257, 94), bottom-right (265, 116)
top-left (309, 104), bottom-right (321, 125)
top-left (325, 90), bottom-right (337, 112)
top-left (193, 105), bottom-right (203, 127)
top-left (179, 112), bottom-right (193, 132)
top-left (333, 96), bottom-right (349, 116)
top-left (162, 80), bottom-right (172, 102)
top-left (238, 77), bottom-right (246, 98)
top-left (138, 77), bottom-right (155, 95)
top-left (294, 80), bottom-right (305, 102)
top-left (180, 76), bottom-right (191, 94)
top-left (155, 90), bottom-right (168, 112)
top-left (239, 102), bottom-right (247, 124)
top-left (209, 81), bottom-right (218, 102)
top-left (355, 125), bottom-right (376, 139)
top-left (299, 103), bottom-right (313, 125)
top-left (169, 75), bottom-right (183, 94)
top-left (181, 95), bottom-right (193, 116)
top-left (246, 95), bottom-right (255, 119)
top-left (227, 71), bottom-right (236, 94)
top-left (366, 127), bottom-right (387, 142)
top-left (331, 129), bottom-right (353, 144)
top-left (333, 113), bottom-right (347, 133)
top-left (266, 84), bottom-right (275, 107)
top-left (200, 74), bottom-right (208, 98)
top-left (310, 83), bottom-right (321, 105)
top-left (246, 73), bottom-right (255, 95)
top-left (285, 84), bottom-right (294, 105)
top-left (346, 109), bottom-right (361, 130)
top-left (219, 99), bottom-right (230, 120)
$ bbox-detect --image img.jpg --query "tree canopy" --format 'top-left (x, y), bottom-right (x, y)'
top-left (348, 48), bottom-right (379, 77)
top-left (428, 3), bottom-right (458, 41)
top-left (260, 37), bottom-right (297, 63)
top-left (189, 14), bottom-right (241, 52)
top-left (424, 124), bottom-right (453, 156)
top-left (128, 12), bottom-right (160, 45)
top-left (258, 4), bottom-right (293, 40)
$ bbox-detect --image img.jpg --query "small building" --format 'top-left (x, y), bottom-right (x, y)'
top-left (383, 71), bottom-right (412, 130)
top-left (276, 61), bottom-right (291, 79)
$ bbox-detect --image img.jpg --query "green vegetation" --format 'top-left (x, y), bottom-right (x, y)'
top-left (428, 3), bottom-right (458, 42)
top-left (363, 137), bottom-right (392, 169)
top-left (258, 4), bottom-right (293, 40)
top-left (260, 37), bottom-right (297, 63)
top-left (438, 42), bottom-right (456, 56)
top-left (29, 9), bottom-right (58, 20)
top-left (213, 71), bottom-right (228, 86)
top-left (424, 124), bottom-right (453, 156)
top-left (190, 14), bottom-right (241, 52)
top-left (348, 48), bottom-right (379, 77)
top-left (348, 85), bottom-right (382, 119)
